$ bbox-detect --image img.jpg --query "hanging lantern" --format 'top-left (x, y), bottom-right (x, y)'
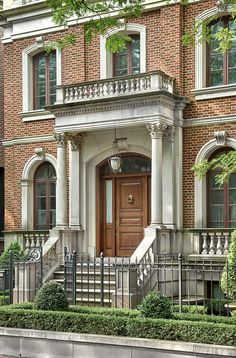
top-left (108, 156), bottom-right (122, 174)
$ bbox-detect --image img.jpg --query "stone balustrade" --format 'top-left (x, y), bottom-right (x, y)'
top-left (55, 71), bottom-right (174, 105)
top-left (193, 230), bottom-right (233, 255)
top-left (23, 231), bottom-right (49, 252)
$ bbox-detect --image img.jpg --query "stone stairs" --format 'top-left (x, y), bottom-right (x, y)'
top-left (53, 262), bottom-right (117, 306)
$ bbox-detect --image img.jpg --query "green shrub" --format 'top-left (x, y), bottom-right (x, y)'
top-left (174, 312), bottom-right (236, 325)
top-left (172, 305), bottom-right (207, 315)
top-left (34, 281), bottom-right (69, 311)
top-left (9, 302), bottom-right (34, 310)
top-left (0, 306), bottom-right (236, 346)
top-left (138, 291), bottom-right (173, 319)
top-left (126, 317), bottom-right (236, 346)
top-left (0, 242), bottom-right (25, 269)
top-left (0, 297), bottom-right (8, 306)
top-left (206, 299), bottom-right (231, 316)
top-left (221, 230), bottom-right (236, 300)
top-left (69, 305), bottom-right (139, 318)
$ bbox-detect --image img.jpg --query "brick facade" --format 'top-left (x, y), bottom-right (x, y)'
top-left (1, 1), bottom-right (236, 236)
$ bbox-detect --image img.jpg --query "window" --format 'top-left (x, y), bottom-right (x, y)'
top-left (34, 162), bottom-right (56, 230)
top-left (208, 18), bottom-right (236, 87)
top-left (113, 35), bottom-right (140, 76)
top-left (33, 51), bottom-right (56, 110)
top-left (207, 150), bottom-right (236, 228)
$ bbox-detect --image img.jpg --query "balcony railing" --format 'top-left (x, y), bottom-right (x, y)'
top-left (55, 71), bottom-right (174, 105)
top-left (192, 229), bottom-right (234, 256)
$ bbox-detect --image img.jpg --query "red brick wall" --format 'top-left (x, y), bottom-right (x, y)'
top-left (3, 2), bottom-right (236, 231)
top-left (0, 27), bottom-right (4, 168)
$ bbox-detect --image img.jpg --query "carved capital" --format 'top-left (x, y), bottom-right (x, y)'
top-left (146, 123), bottom-right (168, 139)
top-left (69, 134), bottom-right (83, 151)
top-left (163, 125), bottom-right (176, 142)
top-left (214, 130), bottom-right (229, 146)
top-left (54, 133), bottom-right (67, 147)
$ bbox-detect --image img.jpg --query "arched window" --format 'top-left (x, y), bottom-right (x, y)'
top-left (34, 162), bottom-right (56, 230)
top-left (207, 149), bottom-right (236, 228)
top-left (208, 17), bottom-right (236, 87)
top-left (33, 51), bottom-right (56, 109)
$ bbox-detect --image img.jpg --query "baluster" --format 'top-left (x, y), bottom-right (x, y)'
top-left (25, 234), bottom-right (30, 252)
top-left (209, 232), bottom-right (215, 255)
top-left (104, 82), bottom-right (109, 95)
top-left (223, 232), bottom-right (229, 255)
top-left (216, 233), bottom-right (223, 255)
top-left (130, 78), bottom-right (135, 93)
top-left (125, 79), bottom-right (129, 93)
top-left (99, 83), bottom-right (104, 96)
top-left (136, 78), bottom-right (140, 91)
top-left (36, 234), bottom-right (40, 248)
top-left (109, 81), bottom-right (114, 95)
top-left (88, 84), bottom-right (93, 98)
top-left (146, 76), bottom-right (151, 89)
top-left (30, 234), bottom-right (35, 248)
top-left (113, 80), bottom-right (118, 94)
top-left (65, 88), bottom-right (70, 102)
top-left (201, 232), bottom-right (208, 255)
top-left (119, 80), bottom-right (124, 93)
top-left (77, 86), bottom-right (82, 100)
top-left (93, 83), bottom-right (98, 98)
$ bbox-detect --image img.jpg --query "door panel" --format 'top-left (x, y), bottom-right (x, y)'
top-left (116, 177), bottom-right (148, 256)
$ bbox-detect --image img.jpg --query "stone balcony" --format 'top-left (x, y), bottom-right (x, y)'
top-left (55, 71), bottom-right (174, 106)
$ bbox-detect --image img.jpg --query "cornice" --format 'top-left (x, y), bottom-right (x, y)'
top-left (2, 134), bottom-right (55, 147)
top-left (50, 93), bottom-right (179, 118)
top-left (184, 114), bottom-right (236, 127)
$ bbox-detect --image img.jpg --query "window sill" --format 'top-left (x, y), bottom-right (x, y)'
top-left (192, 84), bottom-right (236, 101)
top-left (20, 110), bottom-right (55, 122)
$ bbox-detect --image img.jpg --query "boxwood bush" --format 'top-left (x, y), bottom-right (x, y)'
top-left (138, 291), bottom-right (173, 319)
top-left (34, 281), bottom-right (69, 311)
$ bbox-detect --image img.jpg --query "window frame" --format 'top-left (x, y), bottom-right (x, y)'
top-left (207, 148), bottom-right (236, 228)
top-left (113, 34), bottom-right (140, 77)
top-left (207, 17), bottom-right (236, 87)
top-left (34, 162), bottom-right (56, 230)
top-left (33, 51), bottom-right (57, 110)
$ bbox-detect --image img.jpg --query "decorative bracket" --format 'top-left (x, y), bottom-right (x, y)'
top-left (214, 130), bottom-right (229, 146)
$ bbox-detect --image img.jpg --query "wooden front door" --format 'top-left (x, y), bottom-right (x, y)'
top-left (99, 174), bottom-right (149, 257)
top-left (116, 176), bottom-right (148, 256)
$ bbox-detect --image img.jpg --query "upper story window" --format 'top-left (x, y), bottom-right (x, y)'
top-left (33, 51), bottom-right (56, 110)
top-left (113, 35), bottom-right (140, 76)
top-left (100, 23), bottom-right (146, 79)
top-left (208, 18), bottom-right (236, 87)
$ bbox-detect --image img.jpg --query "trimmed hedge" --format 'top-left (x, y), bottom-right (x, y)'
top-left (172, 305), bottom-right (207, 315)
top-left (0, 306), bottom-right (236, 346)
top-left (69, 305), bottom-right (139, 318)
top-left (174, 312), bottom-right (236, 325)
top-left (126, 317), bottom-right (236, 346)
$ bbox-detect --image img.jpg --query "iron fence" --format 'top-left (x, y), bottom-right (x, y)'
top-left (63, 248), bottom-right (233, 315)
top-left (0, 247), bottom-right (43, 305)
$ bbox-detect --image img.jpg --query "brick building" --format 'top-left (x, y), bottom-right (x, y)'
top-left (0, 0), bottom-right (4, 251)
top-left (0, 0), bottom-right (235, 299)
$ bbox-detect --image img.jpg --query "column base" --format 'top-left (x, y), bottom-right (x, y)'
top-left (149, 223), bottom-right (166, 229)
top-left (70, 225), bottom-right (83, 230)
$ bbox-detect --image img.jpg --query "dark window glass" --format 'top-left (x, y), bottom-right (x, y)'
top-left (207, 149), bottom-right (236, 228)
top-left (209, 18), bottom-right (236, 86)
top-left (102, 156), bottom-right (151, 176)
top-left (113, 35), bottom-right (140, 76)
top-left (34, 51), bottom-right (56, 109)
top-left (34, 162), bottom-right (56, 230)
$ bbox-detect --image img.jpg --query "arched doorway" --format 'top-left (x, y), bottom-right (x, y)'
top-left (96, 154), bottom-right (151, 256)
top-left (34, 162), bottom-right (56, 230)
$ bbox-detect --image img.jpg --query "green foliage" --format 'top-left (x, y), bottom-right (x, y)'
top-left (1, 306), bottom-right (236, 346)
top-left (221, 230), bottom-right (236, 300)
top-left (0, 242), bottom-right (25, 269)
top-left (172, 304), bottom-right (207, 315)
top-left (138, 291), bottom-right (173, 319)
top-left (69, 305), bottom-right (139, 318)
top-left (126, 317), bottom-right (236, 346)
top-left (34, 281), bottom-right (69, 311)
top-left (206, 299), bottom-right (231, 316)
top-left (192, 150), bottom-right (236, 187)
top-left (46, 0), bottom-right (142, 53)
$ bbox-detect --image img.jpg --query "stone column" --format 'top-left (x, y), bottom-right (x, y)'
top-left (70, 134), bottom-right (83, 229)
top-left (55, 133), bottom-right (67, 227)
top-left (146, 123), bottom-right (166, 227)
top-left (163, 125), bottom-right (176, 228)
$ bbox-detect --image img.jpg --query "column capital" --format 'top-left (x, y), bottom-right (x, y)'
top-left (69, 134), bottom-right (83, 151)
top-left (146, 122), bottom-right (168, 139)
top-left (163, 125), bottom-right (176, 143)
top-left (54, 133), bottom-right (67, 147)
